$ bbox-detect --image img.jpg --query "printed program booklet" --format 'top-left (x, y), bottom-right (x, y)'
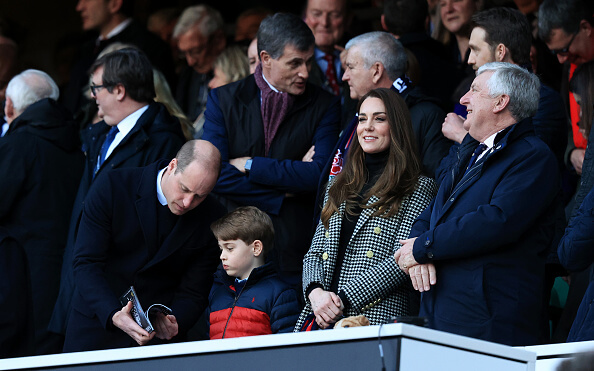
top-left (119, 286), bottom-right (173, 333)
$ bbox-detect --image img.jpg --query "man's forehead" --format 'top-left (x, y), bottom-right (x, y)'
top-left (547, 28), bottom-right (573, 48)
top-left (307, 0), bottom-right (346, 13)
top-left (277, 44), bottom-right (314, 60)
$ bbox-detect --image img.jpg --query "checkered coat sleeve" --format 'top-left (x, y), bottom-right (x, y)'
top-left (295, 176), bottom-right (437, 330)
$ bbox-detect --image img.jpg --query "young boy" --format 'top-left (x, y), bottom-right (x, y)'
top-left (207, 206), bottom-right (301, 339)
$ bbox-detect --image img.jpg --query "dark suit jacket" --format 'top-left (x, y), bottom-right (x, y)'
top-left (63, 160), bottom-right (225, 352)
top-left (0, 228), bottom-right (34, 358)
top-left (410, 118), bottom-right (559, 346)
top-left (0, 99), bottom-right (84, 353)
top-left (50, 102), bottom-right (185, 335)
top-left (61, 20), bottom-right (176, 116)
top-left (202, 75), bottom-right (340, 272)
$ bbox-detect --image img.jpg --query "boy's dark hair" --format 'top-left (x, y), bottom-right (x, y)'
top-left (211, 206), bottom-right (274, 256)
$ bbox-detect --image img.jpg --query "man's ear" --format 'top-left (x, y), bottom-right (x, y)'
top-left (168, 158), bottom-right (178, 174)
top-left (252, 240), bottom-right (263, 257)
top-left (108, 0), bottom-right (123, 15)
top-left (380, 15), bottom-right (388, 32)
top-left (495, 43), bottom-right (507, 62)
top-left (371, 62), bottom-right (384, 84)
top-left (493, 94), bottom-right (510, 114)
top-left (4, 97), bottom-right (15, 122)
top-left (260, 51), bottom-right (271, 68)
top-left (113, 84), bottom-right (126, 101)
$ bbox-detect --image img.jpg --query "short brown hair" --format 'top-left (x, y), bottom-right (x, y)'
top-left (210, 206), bottom-right (274, 256)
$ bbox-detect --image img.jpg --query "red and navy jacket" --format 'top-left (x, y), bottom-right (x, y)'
top-left (207, 263), bottom-right (301, 339)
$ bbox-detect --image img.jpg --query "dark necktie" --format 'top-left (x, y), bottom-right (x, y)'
top-left (323, 54), bottom-right (340, 96)
top-left (95, 126), bottom-right (119, 176)
top-left (464, 143), bottom-right (487, 176)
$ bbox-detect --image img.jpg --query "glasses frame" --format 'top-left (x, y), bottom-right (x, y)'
top-left (90, 83), bottom-right (111, 96)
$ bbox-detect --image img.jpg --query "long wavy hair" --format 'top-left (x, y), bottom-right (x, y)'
top-left (320, 88), bottom-right (421, 229)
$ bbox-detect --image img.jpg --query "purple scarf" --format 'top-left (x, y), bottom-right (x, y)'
top-left (253, 63), bottom-right (296, 156)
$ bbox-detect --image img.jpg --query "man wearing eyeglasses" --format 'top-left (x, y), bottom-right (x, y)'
top-left (539, 0), bottom-right (594, 182)
top-left (50, 48), bottom-right (186, 342)
top-left (173, 5), bottom-right (226, 126)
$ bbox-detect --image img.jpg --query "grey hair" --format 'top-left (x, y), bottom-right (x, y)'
top-left (256, 13), bottom-right (314, 60)
top-left (173, 5), bottom-right (224, 39)
top-left (477, 62), bottom-right (540, 122)
top-left (345, 32), bottom-right (407, 81)
top-left (5, 69), bottom-right (59, 114)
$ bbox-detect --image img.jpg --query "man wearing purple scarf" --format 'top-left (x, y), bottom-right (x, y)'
top-left (202, 13), bottom-right (340, 287)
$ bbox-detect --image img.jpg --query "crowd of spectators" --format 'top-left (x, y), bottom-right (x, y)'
top-left (1, 0), bottom-right (594, 360)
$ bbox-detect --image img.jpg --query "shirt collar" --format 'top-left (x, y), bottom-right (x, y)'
top-left (156, 167), bottom-right (167, 206)
top-left (116, 105), bottom-right (149, 138)
top-left (97, 18), bottom-right (132, 43)
top-left (261, 71), bottom-right (279, 93)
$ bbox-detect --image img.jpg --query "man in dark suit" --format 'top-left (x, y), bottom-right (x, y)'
top-left (202, 13), bottom-right (340, 285)
top-left (63, 140), bottom-right (225, 352)
top-left (304, 0), bottom-right (355, 129)
top-left (0, 69), bottom-right (84, 355)
top-left (50, 48), bottom-right (185, 338)
top-left (395, 62), bottom-right (559, 346)
top-left (62, 0), bottom-right (175, 116)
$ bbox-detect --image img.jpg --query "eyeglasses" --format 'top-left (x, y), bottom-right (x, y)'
top-left (178, 44), bottom-right (207, 60)
top-left (550, 31), bottom-right (579, 56)
top-left (90, 83), bottom-right (110, 96)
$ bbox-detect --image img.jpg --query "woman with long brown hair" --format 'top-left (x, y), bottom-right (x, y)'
top-left (296, 88), bottom-right (437, 330)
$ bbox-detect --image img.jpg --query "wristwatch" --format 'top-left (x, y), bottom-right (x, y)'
top-left (244, 158), bottom-right (253, 174)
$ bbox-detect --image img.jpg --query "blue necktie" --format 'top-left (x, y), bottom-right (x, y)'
top-left (95, 126), bottom-right (119, 176)
top-left (464, 143), bottom-right (487, 176)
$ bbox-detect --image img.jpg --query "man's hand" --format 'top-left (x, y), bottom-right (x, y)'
top-left (302, 145), bottom-right (315, 162)
top-left (112, 301), bottom-right (155, 346)
top-left (442, 113), bottom-right (467, 144)
top-left (230, 157), bottom-right (252, 174)
top-left (308, 287), bottom-right (343, 329)
top-left (336, 45), bottom-right (347, 69)
top-left (152, 313), bottom-right (179, 340)
top-left (395, 238), bottom-right (420, 272)
top-left (570, 148), bottom-right (586, 175)
top-left (408, 263), bottom-right (437, 292)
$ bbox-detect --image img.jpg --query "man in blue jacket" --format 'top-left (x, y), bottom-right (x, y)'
top-left (395, 62), bottom-right (560, 346)
top-left (202, 13), bottom-right (340, 284)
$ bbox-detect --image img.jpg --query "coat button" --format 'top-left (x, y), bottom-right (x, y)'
top-left (450, 197), bottom-right (454, 202)
top-left (427, 252), bottom-right (434, 259)
top-left (325, 231), bottom-right (329, 238)
top-left (366, 250), bottom-right (374, 258)
top-left (322, 252), bottom-right (329, 260)
top-left (374, 227), bottom-right (381, 235)
top-left (425, 240), bottom-right (431, 246)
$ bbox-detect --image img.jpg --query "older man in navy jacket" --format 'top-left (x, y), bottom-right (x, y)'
top-left (395, 62), bottom-right (559, 346)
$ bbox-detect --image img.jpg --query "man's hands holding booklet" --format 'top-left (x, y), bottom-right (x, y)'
top-left (113, 300), bottom-right (179, 345)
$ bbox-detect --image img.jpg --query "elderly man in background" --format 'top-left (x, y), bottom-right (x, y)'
top-left (396, 63), bottom-right (559, 346)
top-left (0, 70), bottom-right (84, 354)
top-left (202, 13), bottom-right (340, 286)
top-left (174, 5), bottom-right (226, 125)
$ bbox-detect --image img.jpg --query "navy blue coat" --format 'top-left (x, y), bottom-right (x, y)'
top-left (62, 160), bottom-right (225, 352)
top-left (558, 187), bottom-right (594, 342)
top-left (50, 102), bottom-right (186, 334)
top-left (409, 118), bottom-right (559, 346)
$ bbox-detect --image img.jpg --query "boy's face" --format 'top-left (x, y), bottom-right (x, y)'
top-left (219, 239), bottom-right (259, 280)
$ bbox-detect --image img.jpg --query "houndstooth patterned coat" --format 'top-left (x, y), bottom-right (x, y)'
top-left (295, 175), bottom-right (437, 330)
